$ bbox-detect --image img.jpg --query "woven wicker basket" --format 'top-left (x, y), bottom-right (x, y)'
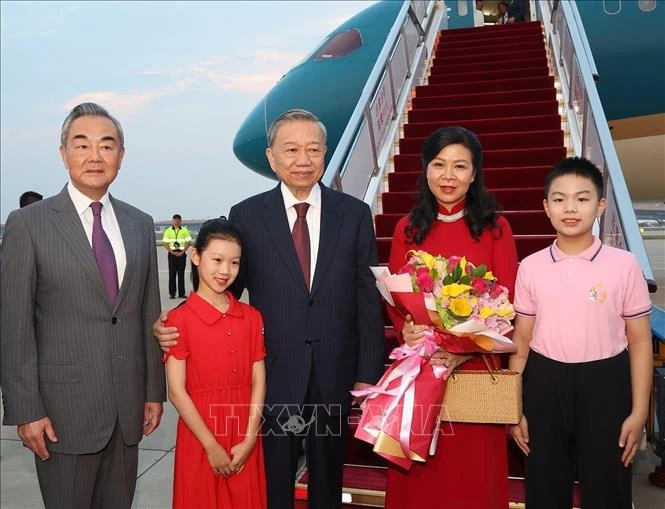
top-left (441, 369), bottom-right (522, 424)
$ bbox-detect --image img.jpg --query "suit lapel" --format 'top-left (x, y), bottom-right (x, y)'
top-left (111, 196), bottom-right (137, 312)
top-left (50, 187), bottom-right (110, 303)
top-left (310, 184), bottom-right (342, 297)
top-left (260, 185), bottom-right (309, 291)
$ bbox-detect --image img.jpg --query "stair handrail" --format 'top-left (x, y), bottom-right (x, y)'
top-left (320, 0), bottom-right (443, 202)
top-left (538, 0), bottom-right (656, 291)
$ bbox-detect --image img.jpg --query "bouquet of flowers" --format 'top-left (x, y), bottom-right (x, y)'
top-left (351, 251), bottom-right (516, 469)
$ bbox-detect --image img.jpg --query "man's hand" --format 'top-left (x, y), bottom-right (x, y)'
top-left (352, 382), bottom-right (373, 406)
top-left (17, 417), bottom-right (58, 461)
top-left (153, 311), bottom-right (179, 352)
top-left (143, 402), bottom-right (164, 436)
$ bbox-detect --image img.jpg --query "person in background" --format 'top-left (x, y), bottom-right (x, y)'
top-left (155, 109), bottom-right (385, 509)
top-left (474, 0), bottom-right (485, 27)
top-left (1, 102), bottom-right (165, 509)
top-left (19, 191), bottom-right (43, 208)
top-left (384, 126), bottom-right (518, 509)
top-left (162, 214), bottom-right (192, 299)
top-left (507, 0), bottom-right (525, 23)
top-left (164, 218), bottom-right (266, 509)
top-left (497, 1), bottom-right (510, 24)
top-left (509, 157), bottom-right (652, 509)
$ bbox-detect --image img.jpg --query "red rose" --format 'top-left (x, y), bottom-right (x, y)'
top-left (471, 277), bottom-right (490, 294)
top-left (398, 262), bottom-right (417, 275)
top-left (416, 267), bottom-right (434, 292)
top-left (448, 255), bottom-right (462, 270)
top-left (490, 283), bottom-right (504, 298)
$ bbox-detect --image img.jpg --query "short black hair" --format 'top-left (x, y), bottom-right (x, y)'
top-left (19, 191), bottom-right (43, 208)
top-left (544, 156), bottom-right (604, 199)
top-left (498, 1), bottom-right (508, 8)
top-left (172, 214), bottom-right (182, 220)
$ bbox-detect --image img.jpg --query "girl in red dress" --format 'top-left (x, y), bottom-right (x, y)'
top-left (164, 218), bottom-right (267, 509)
top-left (385, 127), bottom-right (518, 509)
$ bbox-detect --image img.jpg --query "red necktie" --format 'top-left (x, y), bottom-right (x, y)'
top-left (292, 203), bottom-right (311, 290)
top-left (90, 202), bottom-right (119, 305)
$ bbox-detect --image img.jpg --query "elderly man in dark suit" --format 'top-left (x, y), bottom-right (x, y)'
top-left (156, 109), bottom-right (384, 509)
top-left (1, 103), bottom-right (166, 509)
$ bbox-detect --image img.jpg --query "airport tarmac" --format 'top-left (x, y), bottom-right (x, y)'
top-left (1, 247), bottom-right (664, 508)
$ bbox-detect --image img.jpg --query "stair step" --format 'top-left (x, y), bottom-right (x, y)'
top-left (428, 65), bottom-right (550, 84)
top-left (382, 187), bottom-right (546, 214)
top-left (434, 47), bottom-right (545, 66)
top-left (430, 56), bottom-right (547, 75)
top-left (376, 233), bottom-right (556, 264)
top-left (439, 33), bottom-right (545, 53)
top-left (513, 234), bottom-right (557, 260)
top-left (413, 76), bottom-right (554, 97)
top-left (399, 130), bottom-right (564, 153)
top-left (404, 115), bottom-right (562, 137)
top-left (407, 100), bottom-right (559, 123)
top-left (388, 166), bottom-right (554, 192)
top-left (414, 88), bottom-right (554, 108)
top-left (394, 147), bottom-right (567, 172)
top-left (374, 210), bottom-right (553, 238)
top-left (439, 21), bottom-right (542, 40)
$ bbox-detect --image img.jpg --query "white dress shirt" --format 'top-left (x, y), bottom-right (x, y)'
top-left (67, 182), bottom-right (127, 287)
top-left (280, 183), bottom-right (321, 288)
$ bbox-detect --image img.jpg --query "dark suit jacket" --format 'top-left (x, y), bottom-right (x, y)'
top-left (229, 183), bottom-right (384, 416)
top-left (508, 0), bottom-right (525, 21)
top-left (0, 186), bottom-right (166, 454)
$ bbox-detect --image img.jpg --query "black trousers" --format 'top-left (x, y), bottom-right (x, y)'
top-left (262, 361), bottom-right (347, 509)
top-left (168, 252), bottom-right (186, 297)
top-left (523, 350), bottom-right (632, 509)
top-left (34, 421), bottom-right (138, 509)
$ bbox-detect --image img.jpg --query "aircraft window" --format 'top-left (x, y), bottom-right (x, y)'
top-left (314, 29), bottom-right (362, 60)
top-left (638, 0), bottom-right (656, 12)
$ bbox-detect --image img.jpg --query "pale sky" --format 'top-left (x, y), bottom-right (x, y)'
top-left (0, 0), bottom-right (376, 223)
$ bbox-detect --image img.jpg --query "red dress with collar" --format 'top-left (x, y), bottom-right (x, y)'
top-left (164, 291), bottom-right (267, 509)
top-left (385, 201), bottom-right (518, 509)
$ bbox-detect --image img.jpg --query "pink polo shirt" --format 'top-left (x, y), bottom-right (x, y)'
top-left (514, 238), bottom-right (652, 363)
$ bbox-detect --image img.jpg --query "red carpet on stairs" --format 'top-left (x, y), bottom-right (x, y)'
top-left (300, 21), bottom-right (569, 508)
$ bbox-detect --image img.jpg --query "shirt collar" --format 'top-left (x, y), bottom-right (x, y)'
top-left (185, 290), bottom-right (244, 325)
top-left (280, 182), bottom-right (321, 212)
top-left (549, 237), bottom-right (603, 262)
top-left (67, 181), bottom-right (112, 217)
top-left (437, 199), bottom-right (466, 216)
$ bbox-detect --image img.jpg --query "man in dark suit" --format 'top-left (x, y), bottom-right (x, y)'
top-left (156, 109), bottom-right (384, 508)
top-left (1, 103), bottom-right (166, 509)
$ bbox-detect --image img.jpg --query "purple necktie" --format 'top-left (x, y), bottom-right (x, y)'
top-left (292, 203), bottom-right (311, 290)
top-left (90, 202), bottom-right (119, 305)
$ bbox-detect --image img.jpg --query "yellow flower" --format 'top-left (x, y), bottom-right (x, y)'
top-left (485, 271), bottom-right (496, 281)
top-left (497, 306), bottom-right (516, 319)
top-left (449, 297), bottom-right (473, 317)
top-left (479, 306), bottom-right (495, 319)
top-left (459, 256), bottom-right (467, 274)
top-left (442, 283), bottom-right (472, 297)
top-left (408, 250), bottom-right (436, 269)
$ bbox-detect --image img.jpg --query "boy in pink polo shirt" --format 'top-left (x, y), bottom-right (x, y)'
top-left (509, 157), bottom-right (653, 509)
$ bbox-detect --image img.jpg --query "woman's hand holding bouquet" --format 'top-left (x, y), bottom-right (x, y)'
top-left (351, 251), bottom-right (516, 468)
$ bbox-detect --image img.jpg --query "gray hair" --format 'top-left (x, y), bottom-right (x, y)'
top-left (61, 103), bottom-right (125, 149)
top-left (267, 109), bottom-right (327, 148)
